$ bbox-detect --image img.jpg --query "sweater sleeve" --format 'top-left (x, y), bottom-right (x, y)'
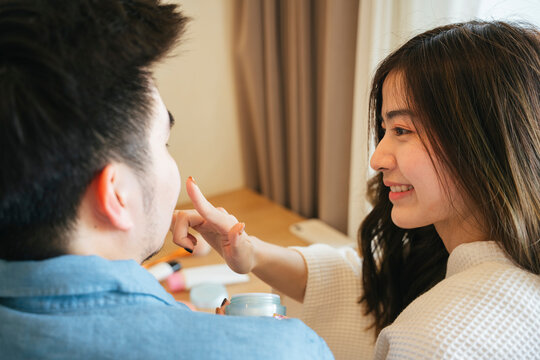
top-left (274, 244), bottom-right (377, 360)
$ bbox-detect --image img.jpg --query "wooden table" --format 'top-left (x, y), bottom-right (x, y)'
top-left (148, 188), bottom-right (309, 307)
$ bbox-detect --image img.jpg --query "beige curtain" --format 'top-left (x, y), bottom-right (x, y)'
top-left (233, 0), bottom-right (359, 232)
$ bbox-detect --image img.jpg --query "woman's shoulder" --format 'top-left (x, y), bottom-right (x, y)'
top-left (420, 259), bottom-right (539, 315)
top-left (401, 246), bottom-right (539, 329)
top-left (373, 250), bottom-right (540, 359)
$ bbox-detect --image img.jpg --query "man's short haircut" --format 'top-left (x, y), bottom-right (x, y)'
top-left (0, 0), bottom-right (188, 260)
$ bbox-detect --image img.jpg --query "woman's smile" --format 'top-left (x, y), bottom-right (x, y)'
top-left (388, 185), bottom-right (414, 202)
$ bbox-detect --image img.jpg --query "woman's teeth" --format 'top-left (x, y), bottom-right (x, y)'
top-left (390, 185), bottom-right (414, 193)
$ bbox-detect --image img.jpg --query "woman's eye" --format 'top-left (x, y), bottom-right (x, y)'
top-left (393, 127), bottom-right (411, 136)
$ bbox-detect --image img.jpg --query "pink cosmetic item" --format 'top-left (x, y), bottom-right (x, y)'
top-left (166, 263), bottom-right (249, 292)
top-left (147, 260), bottom-right (182, 282)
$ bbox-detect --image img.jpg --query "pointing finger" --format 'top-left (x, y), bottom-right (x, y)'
top-left (186, 177), bottom-right (219, 221)
top-left (186, 177), bottom-right (236, 231)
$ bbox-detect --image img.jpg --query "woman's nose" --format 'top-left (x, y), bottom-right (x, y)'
top-left (370, 137), bottom-right (396, 172)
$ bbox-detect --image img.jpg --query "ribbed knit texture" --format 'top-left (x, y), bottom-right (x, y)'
top-left (278, 241), bottom-right (540, 360)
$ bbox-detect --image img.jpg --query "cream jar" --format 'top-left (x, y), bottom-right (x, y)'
top-left (225, 293), bottom-right (286, 317)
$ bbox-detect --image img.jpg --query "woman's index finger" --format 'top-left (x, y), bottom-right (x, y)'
top-left (186, 177), bottom-right (222, 224)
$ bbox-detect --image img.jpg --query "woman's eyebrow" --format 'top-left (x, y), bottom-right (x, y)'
top-left (384, 109), bottom-right (414, 120)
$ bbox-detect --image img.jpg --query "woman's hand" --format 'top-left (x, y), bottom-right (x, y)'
top-left (215, 298), bottom-right (230, 315)
top-left (170, 177), bottom-right (257, 274)
top-left (171, 177), bottom-right (308, 303)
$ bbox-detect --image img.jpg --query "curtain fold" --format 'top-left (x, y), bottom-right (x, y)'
top-left (316, 0), bottom-right (359, 232)
top-left (233, 0), bottom-right (359, 233)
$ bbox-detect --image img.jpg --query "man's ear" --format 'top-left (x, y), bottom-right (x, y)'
top-left (94, 164), bottom-right (134, 231)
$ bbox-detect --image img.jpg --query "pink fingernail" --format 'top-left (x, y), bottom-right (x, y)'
top-left (188, 176), bottom-right (196, 184)
top-left (238, 222), bottom-right (245, 235)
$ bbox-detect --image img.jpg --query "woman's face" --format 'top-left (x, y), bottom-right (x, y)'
top-left (370, 71), bottom-right (465, 233)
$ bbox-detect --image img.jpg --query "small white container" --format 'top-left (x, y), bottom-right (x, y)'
top-left (147, 261), bottom-right (181, 282)
top-left (225, 293), bottom-right (286, 317)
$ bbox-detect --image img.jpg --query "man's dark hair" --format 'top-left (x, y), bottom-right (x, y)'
top-left (0, 0), bottom-right (188, 260)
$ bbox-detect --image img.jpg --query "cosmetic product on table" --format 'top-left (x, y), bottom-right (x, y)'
top-left (166, 263), bottom-right (249, 292)
top-left (147, 260), bottom-right (182, 282)
top-left (225, 293), bottom-right (286, 318)
top-left (143, 247), bottom-right (191, 269)
top-left (189, 283), bottom-right (229, 310)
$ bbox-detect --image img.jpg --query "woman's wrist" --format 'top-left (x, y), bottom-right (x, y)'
top-left (249, 235), bottom-right (267, 274)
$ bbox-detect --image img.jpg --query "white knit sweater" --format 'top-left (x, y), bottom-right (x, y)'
top-left (278, 241), bottom-right (540, 359)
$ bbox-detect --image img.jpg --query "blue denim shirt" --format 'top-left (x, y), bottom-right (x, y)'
top-left (0, 255), bottom-right (333, 359)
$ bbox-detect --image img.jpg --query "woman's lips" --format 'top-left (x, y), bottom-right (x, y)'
top-left (388, 185), bottom-right (414, 202)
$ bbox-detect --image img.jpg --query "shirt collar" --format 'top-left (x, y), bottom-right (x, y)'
top-left (445, 240), bottom-right (514, 278)
top-left (0, 254), bottom-right (178, 306)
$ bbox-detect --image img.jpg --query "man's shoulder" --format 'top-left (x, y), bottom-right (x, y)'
top-left (169, 310), bottom-right (334, 359)
top-left (0, 302), bottom-right (333, 359)
top-left (110, 306), bottom-right (335, 359)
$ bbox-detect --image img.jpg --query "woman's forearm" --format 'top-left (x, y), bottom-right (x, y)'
top-left (250, 236), bottom-right (308, 303)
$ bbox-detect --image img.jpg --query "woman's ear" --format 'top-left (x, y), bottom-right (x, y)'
top-left (93, 164), bottom-right (134, 231)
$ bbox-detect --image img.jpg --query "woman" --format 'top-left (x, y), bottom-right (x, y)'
top-left (172, 21), bottom-right (540, 359)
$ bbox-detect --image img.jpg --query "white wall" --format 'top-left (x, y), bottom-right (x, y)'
top-left (154, 0), bottom-right (244, 205)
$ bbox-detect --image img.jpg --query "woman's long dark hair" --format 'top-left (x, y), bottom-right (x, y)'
top-left (360, 21), bottom-right (540, 335)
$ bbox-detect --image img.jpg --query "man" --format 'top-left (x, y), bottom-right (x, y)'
top-left (0, 1), bottom-right (333, 358)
